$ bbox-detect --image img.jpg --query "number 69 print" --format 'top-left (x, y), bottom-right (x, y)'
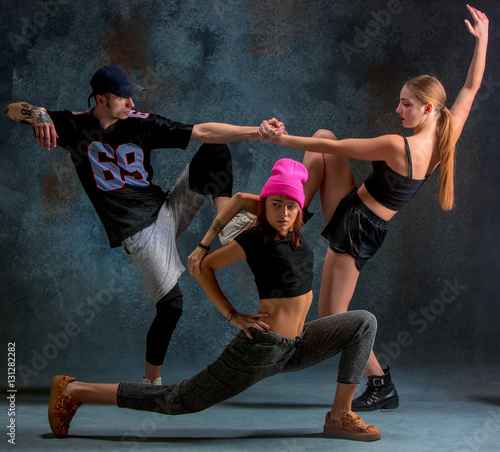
top-left (88, 142), bottom-right (150, 191)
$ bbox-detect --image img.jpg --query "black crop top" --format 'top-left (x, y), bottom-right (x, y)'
top-left (364, 137), bottom-right (428, 211)
top-left (234, 225), bottom-right (314, 299)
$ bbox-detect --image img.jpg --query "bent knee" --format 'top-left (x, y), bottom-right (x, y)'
top-left (156, 285), bottom-right (184, 317)
top-left (342, 310), bottom-right (377, 332)
top-left (313, 129), bottom-right (338, 140)
top-left (357, 310), bottom-right (377, 332)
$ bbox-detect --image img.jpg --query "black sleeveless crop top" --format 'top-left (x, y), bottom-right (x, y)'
top-left (364, 137), bottom-right (429, 211)
top-left (234, 224), bottom-right (314, 299)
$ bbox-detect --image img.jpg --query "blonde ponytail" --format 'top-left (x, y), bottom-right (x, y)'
top-left (437, 107), bottom-right (455, 210)
top-left (404, 75), bottom-right (456, 210)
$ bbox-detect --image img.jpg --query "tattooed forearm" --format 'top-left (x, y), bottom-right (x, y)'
top-left (16, 103), bottom-right (52, 124)
top-left (20, 103), bottom-right (42, 118)
top-left (5, 102), bottom-right (48, 124)
top-left (211, 219), bottom-right (224, 235)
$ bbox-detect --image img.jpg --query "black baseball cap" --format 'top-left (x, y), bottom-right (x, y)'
top-left (88, 65), bottom-right (144, 106)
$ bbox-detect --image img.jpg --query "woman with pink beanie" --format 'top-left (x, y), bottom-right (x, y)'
top-left (48, 158), bottom-right (381, 442)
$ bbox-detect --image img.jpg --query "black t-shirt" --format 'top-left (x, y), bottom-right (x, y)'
top-left (234, 224), bottom-right (314, 299)
top-left (47, 109), bottom-right (193, 247)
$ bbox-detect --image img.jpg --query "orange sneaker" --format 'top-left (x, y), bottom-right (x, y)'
top-left (323, 410), bottom-right (381, 441)
top-left (48, 375), bottom-right (81, 437)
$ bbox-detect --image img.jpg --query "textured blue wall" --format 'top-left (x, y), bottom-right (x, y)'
top-left (1, 0), bottom-right (499, 387)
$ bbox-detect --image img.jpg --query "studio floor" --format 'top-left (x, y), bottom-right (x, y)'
top-left (4, 362), bottom-right (500, 452)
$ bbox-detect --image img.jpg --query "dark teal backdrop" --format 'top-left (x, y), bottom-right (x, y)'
top-left (1, 0), bottom-right (498, 387)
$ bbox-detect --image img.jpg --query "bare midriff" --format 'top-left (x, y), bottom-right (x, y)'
top-left (357, 184), bottom-right (398, 222)
top-left (259, 290), bottom-right (313, 338)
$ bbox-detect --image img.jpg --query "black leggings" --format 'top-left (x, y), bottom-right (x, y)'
top-left (146, 283), bottom-right (183, 366)
top-left (188, 143), bottom-right (232, 199)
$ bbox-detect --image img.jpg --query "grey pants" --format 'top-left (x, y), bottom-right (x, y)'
top-left (117, 310), bottom-right (376, 415)
top-left (123, 164), bottom-right (207, 302)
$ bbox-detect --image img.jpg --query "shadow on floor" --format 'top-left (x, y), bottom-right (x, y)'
top-left (40, 429), bottom-right (324, 443)
top-left (222, 401), bottom-right (331, 409)
top-left (467, 394), bottom-right (500, 406)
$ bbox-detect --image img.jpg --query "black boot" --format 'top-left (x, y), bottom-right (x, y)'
top-left (351, 366), bottom-right (399, 411)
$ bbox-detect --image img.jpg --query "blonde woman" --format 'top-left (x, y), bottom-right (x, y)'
top-left (258, 4), bottom-right (488, 411)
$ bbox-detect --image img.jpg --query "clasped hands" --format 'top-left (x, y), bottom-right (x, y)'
top-left (258, 117), bottom-right (287, 142)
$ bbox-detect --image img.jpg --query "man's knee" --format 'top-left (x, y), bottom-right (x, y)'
top-left (189, 143), bottom-right (233, 198)
top-left (209, 143), bottom-right (231, 162)
top-left (156, 284), bottom-right (183, 320)
top-left (192, 143), bottom-right (232, 168)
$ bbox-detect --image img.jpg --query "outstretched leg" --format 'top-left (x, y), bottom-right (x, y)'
top-left (58, 330), bottom-right (295, 422)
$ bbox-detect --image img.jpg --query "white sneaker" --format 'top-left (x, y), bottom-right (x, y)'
top-left (142, 376), bottom-right (162, 385)
top-left (219, 212), bottom-right (257, 245)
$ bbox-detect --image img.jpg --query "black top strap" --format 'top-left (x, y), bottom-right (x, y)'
top-left (403, 136), bottom-right (413, 178)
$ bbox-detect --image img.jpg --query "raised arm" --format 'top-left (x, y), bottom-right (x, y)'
top-left (450, 5), bottom-right (489, 141)
top-left (194, 241), bottom-right (270, 339)
top-left (188, 192), bottom-right (260, 275)
top-left (3, 102), bottom-right (58, 150)
top-left (191, 118), bottom-right (285, 144)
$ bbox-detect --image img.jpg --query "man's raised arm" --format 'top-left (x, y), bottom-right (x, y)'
top-left (4, 102), bottom-right (58, 150)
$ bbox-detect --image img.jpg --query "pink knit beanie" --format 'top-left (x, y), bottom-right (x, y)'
top-left (260, 158), bottom-right (308, 208)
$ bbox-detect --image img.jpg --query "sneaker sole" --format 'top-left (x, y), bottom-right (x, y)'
top-left (48, 375), bottom-right (67, 438)
top-left (323, 425), bottom-right (382, 441)
top-left (352, 395), bottom-right (399, 412)
top-left (220, 217), bottom-right (257, 245)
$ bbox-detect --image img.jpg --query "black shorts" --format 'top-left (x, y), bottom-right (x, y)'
top-left (321, 189), bottom-right (388, 271)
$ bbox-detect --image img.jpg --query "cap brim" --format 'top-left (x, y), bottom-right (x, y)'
top-left (114, 83), bottom-right (145, 98)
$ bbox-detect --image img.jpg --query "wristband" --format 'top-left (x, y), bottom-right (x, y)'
top-left (198, 243), bottom-right (210, 252)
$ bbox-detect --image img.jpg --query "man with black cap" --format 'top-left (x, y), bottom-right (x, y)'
top-left (4, 65), bottom-right (283, 385)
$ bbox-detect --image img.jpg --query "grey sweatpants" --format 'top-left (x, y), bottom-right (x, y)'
top-left (117, 310), bottom-right (376, 415)
top-left (123, 164), bottom-right (207, 302)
